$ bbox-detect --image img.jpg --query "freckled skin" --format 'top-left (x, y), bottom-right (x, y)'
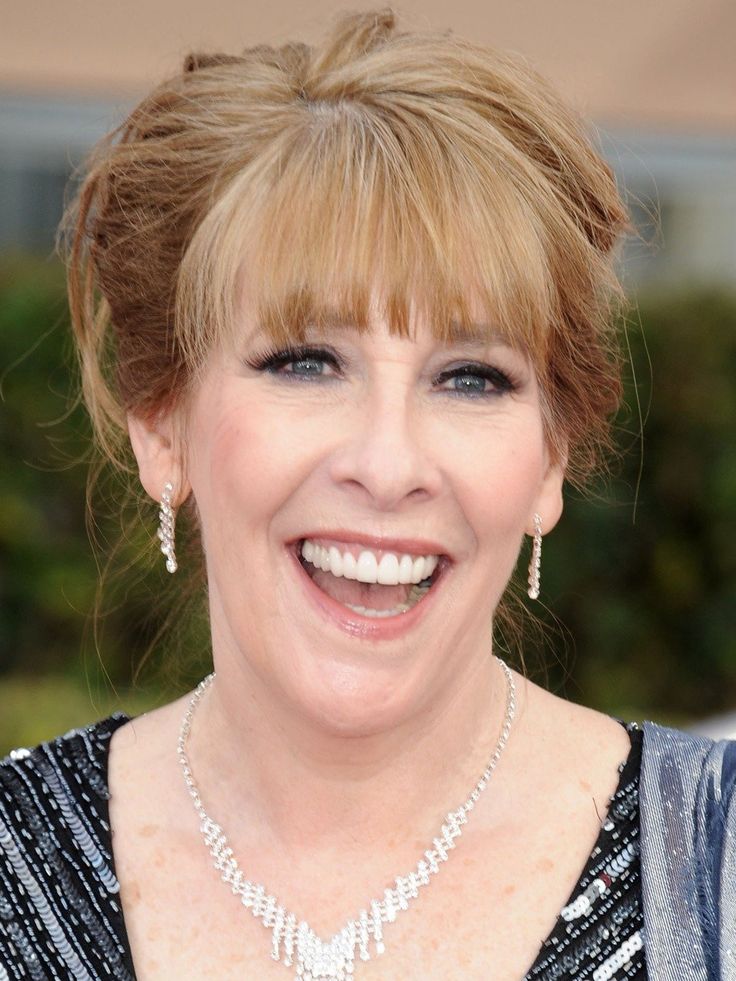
top-left (126, 880), bottom-right (141, 905)
top-left (109, 669), bottom-right (633, 980)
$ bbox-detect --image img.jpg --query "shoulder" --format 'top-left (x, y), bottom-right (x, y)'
top-left (640, 719), bottom-right (736, 810)
top-left (639, 719), bottom-right (736, 847)
top-left (1, 713), bottom-right (129, 813)
top-left (0, 713), bottom-right (130, 867)
top-left (0, 715), bottom-right (134, 978)
top-left (516, 676), bottom-right (635, 780)
top-left (637, 720), bottom-right (736, 979)
top-left (638, 720), bottom-right (736, 879)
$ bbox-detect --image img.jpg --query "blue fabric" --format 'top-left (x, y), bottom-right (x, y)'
top-left (639, 721), bottom-right (736, 981)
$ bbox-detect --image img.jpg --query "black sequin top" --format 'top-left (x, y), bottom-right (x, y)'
top-left (526, 721), bottom-right (646, 980)
top-left (0, 717), bottom-right (645, 980)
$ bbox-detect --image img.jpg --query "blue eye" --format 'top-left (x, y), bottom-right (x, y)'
top-left (435, 364), bottom-right (516, 398)
top-left (244, 346), bottom-right (342, 378)
top-left (446, 373), bottom-right (489, 395)
top-left (245, 347), bottom-right (518, 398)
top-left (281, 355), bottom-right (328, 376)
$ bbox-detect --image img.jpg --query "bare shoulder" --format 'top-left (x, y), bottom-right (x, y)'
top-left (511, 672), bottom-right (635, 816)
top-left (108, 697), bottom-right (190, 829)
top-left (104, 676), bottom-right (638, 981)
top-left (519, 670), bottom-right (633, 747)
top-left (109, 697), bottom-right (184, 756)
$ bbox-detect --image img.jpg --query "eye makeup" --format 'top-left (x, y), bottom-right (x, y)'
top-left (243, 343), bottom-right (521, 398)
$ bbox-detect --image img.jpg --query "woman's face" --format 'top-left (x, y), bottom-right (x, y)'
top-left (163, 307), bottom-right (563, 734)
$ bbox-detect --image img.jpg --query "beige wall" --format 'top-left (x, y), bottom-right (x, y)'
top-left (2, 0), bottom-right (735, 131)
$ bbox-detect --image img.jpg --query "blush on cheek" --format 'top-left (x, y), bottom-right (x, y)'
top-left (200, 410), bottom-right (311, 554)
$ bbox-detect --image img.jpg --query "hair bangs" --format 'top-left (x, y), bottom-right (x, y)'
top-left (177, 100), bottom-right (557, 371)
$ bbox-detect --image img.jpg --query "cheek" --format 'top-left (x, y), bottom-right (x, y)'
top-left (444, 416), bottom-right (548, 525)
top-left (191, 399), bottom-right (324, 536)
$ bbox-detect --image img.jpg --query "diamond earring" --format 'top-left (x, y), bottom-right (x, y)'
top-left (158, 481), bottom-right (177, 574)
top-left (527, 513), bottom-right (542, 599)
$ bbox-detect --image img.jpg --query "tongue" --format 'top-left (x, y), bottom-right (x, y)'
top-left (309, 568), bottom-right (412, 610)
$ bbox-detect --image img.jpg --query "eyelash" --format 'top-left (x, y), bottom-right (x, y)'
top-left (244, 345), bottom-right (518, 398)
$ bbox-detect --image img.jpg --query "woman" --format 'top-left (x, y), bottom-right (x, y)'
top-left (1, 10), bottom-right (734, 981)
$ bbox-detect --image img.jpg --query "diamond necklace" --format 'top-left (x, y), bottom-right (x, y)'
top-left (177, 656), bottom-right (516, 980)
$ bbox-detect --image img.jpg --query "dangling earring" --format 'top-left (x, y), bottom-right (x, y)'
top-left (527, 513), bottom-right (542, 600)
top-left (158, 481), bottom-right (178, 574)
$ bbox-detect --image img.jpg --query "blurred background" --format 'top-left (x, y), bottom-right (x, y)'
top-left (1, 0), bottom-right (735, 754)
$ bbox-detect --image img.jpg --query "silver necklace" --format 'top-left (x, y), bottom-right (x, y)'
top-left (177, 656), bottom-right (516, 980)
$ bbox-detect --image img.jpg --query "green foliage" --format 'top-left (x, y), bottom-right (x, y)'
top-left (0, 255), bottom-right (94, 676)
top-left (0, 254), bottom-right (186, 752)
top-left (540, 292), bottom-right (736, 720)
top-left (0, 675), bottom-right (157, 753)
top-left (0, 254), bottom-right (734, 755)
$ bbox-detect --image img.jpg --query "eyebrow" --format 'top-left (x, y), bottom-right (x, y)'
top-left (249, 320), bottom-right (509, 348)
top-left (264, 320), bottom-right (508, 347)
top-left (443, 330), bottom-right (509, 347)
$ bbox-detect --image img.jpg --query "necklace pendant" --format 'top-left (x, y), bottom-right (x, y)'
top-left (293, 922), bottom-right (357, 980)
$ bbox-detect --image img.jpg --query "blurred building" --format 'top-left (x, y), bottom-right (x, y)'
top-left (1, 0), bottom-right (735, 289)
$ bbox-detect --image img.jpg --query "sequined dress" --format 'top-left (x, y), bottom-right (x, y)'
top-left (0, 716), bottom-right (646, 980)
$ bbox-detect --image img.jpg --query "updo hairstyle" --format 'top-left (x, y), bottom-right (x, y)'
top-left (65, 8), bottom-right (628, 481)
top-left (62, 9), bottom-right (630, 658)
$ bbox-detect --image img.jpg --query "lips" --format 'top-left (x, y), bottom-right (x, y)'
top-left (288, 530), bottom-right (452, 562)
top-left (289, 532), bottom-right (451, 639)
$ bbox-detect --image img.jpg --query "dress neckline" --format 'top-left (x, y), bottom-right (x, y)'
top-left (93, 714), bottom-right (642, 980)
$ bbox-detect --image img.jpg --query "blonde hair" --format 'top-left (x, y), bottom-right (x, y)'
top-left (65, 8), bottom-right (628, 484)
top-left (62, 9), bottom-right (630, 667)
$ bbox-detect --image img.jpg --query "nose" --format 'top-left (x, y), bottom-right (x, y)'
top-left (328, 377), bottom-right (443, 512)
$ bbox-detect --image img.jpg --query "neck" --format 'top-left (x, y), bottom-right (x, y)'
top-left (183, 642), bottom-right (525, 859)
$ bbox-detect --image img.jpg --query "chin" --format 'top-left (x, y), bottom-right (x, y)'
top-left (282, 654), bottom-right (428, 737)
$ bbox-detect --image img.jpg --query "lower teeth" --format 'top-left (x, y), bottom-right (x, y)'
top-left (344, 581), bottom-right (432, 617)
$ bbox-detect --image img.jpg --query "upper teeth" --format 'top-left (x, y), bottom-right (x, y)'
top-left (301, 540), bottom-right (439, 585)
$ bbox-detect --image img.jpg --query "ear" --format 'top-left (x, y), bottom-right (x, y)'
top-left (127, 409), bottom-right (191, 507)
top-left (527, 456), bottom-right (566, 537)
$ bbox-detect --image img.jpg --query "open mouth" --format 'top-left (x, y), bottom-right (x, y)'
top-left (292, 539), bottom-right (449, 619)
